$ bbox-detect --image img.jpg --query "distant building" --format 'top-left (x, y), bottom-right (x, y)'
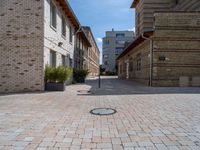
top-left (74, 27), bottom-right (91, 70)
top-left (82, 26), bottom-right (100, 77)
top-left (102, 29), bottom-right (134, 73)
top-left (117, 0), bottom-right (200, 87)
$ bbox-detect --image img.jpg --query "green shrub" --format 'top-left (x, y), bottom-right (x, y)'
top-left (45, 65), bottom-right (55, 82)
top-left (73, 69), bottom-right (89, 83)
top-left (45, 65), bottom-right (73, 83)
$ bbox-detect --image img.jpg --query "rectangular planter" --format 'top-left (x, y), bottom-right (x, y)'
top-left (45, 82), bottom-right (65, 91)
top-left (77, 78), bottom-right (85, 83)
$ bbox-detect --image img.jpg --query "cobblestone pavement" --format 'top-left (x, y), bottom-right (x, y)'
top-left (0, 76), bottom-right (200, 150)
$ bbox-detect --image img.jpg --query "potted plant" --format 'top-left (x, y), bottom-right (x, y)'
top-left (73, 69), bottom-right (89, 83)
top-left (45, 65), bottom-right (72, 91)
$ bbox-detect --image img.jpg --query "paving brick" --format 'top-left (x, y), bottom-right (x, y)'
top-left (0, 77), bottom-right (200, 150)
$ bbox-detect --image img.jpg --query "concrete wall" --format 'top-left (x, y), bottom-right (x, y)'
top-left (152, 12), bottom-right (200, 86)
top-left (103, 31), bottom-right (134, 72)
top-left (0, 0), bottom-right (44, 93)
top-left (43, 0), bottom-right (75, 68)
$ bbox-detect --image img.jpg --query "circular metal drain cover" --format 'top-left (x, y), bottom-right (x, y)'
top-left (90, 108), bottom-right (117, 116)
top-left (78, 90), bottom-right (92, 94)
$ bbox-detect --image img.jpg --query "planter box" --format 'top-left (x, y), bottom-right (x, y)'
top-left (75, 78), bottom-right (85, 83)
top-left (78, 78), bottom-right (85, 83)
top-left (45, 82), bottom-right (65, 91)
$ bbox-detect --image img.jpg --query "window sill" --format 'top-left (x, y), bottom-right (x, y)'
top-left (50, 25), bottom-right (57, 32)
top-left (61, 34), bottom-right (66, 40)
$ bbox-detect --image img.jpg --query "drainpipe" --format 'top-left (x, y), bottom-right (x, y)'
top-left (142, 33), bottom-right (153, 87)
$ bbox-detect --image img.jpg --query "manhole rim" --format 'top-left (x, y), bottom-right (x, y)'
top-left (90, 108), bottom-right (117, 116)
top-left (78, 90), bottom-right (92, 93)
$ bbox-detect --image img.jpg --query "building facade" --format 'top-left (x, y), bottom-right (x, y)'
top-left (82, 26), bottom-right (100, 77)
top-left (117, 0), bottom-right (200, 87)
top-left (0, 0), bottom-right (99, 93)
top-left (102, 30), bottom-right (134, 73)
top-left (74, 28), bottom-right (91, 70)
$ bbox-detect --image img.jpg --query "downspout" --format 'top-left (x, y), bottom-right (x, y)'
top-left (142, 33), bottom-right (153, 87)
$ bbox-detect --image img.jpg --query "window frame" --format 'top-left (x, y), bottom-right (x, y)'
top-left (61, 16), bottom-right (66, 37)
top-left (137, 57), bottom-right (142, 71)
top-left (116, 33), bottom-right (125, 38)
top-left (69, 26), bottom-right (73, 44)
top-left (50, 50), bottom-right (56, 67)
top-left (62, 55), bottom-right (66, 66)
top-left (50, 1), bottom-right (57, 30)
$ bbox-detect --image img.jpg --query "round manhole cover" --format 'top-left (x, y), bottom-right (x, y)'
top-left (90, 108), bottom-right (117, 116)
top-left (78, 90), bottom-right (92, 94)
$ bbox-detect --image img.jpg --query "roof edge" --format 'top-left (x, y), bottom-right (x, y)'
top-left (82, 26), bottom-right (100, 54)
top-left (117, 31), bottom-right (154, 60)
top-left (57, 0), bottom-right (80, 29)
top-left (131, 0), bottom-right (140, 8)
top-left (79, 28), bottom-right (92, 47)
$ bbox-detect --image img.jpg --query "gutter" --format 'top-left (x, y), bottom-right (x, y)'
top-left (142, 33), bottom-right (153, 87)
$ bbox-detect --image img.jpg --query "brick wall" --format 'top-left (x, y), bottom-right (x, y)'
top-left (174, 0), bottom-right (200, 11)
top-left (0, 0), bottom-right (44, 93)
top-left (134, 0), bottom-right (175, 37)
top-left (82, 27), bottom-right (100, 77)
top-left (152, 12), bottom-right (200, 86)
top-left (118, 12), bottom-right (200, 87)
top-left (118, 40), bottom-right (150, 85)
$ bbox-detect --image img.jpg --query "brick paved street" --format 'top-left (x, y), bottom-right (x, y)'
top-left (0, 77), bottom-right (200, 150)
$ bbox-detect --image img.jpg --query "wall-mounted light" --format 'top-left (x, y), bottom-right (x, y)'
top-left (159, 55), bottom-right (166, 61)
top-left (58, 42), bottom-right (63, 47)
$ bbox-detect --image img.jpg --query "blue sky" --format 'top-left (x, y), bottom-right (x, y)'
top-left (68, 0), bottom-right (135, 64)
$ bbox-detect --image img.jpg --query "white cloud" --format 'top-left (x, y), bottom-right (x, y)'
top-left (96, 38), bottom-right (103, 43)
top-left (128, 27), bottom-right (135, 32)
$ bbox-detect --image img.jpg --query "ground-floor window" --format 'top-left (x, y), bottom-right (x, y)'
top-left (62, 55), bottom-right (66, 66)
top-left (129, 58), bottom-right (133, 72)
top-left (137, 58), bottom-right (141, 71)
top-left (50, 50), bottom-right (56, 67)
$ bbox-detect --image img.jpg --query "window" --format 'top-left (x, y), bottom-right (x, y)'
top-left (116, 33), bottom-right (125, 38)
top-left (69, 26), bottom-right (73, 43)
top-left (50, 1), bottom-right (57, 29)
top-left (115, 47), bottom-right (124, 54)
top-left (62, 55), bottom-right (66, 66)
top-left (116, 40), bottom-right (125, 44)
top-left (119, 64), bottom-right (122, 74)
top-left (137, 58), bottom-right (141, 71)
top-left (61, 16), bottom-right (66, 37)
top-left (104, 40), bottom-right (109, 45)
top-left (129, 58), bottom-right (133, 72)
top-left (69, 58), bottom-right (73, 67)
top-left (104, 61), bottom-right (108, 65)
top-left (103, 54), bottom-right (108, 59)
top-left (50, 50), bottom-right (56, 67)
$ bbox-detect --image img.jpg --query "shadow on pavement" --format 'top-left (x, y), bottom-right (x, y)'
top-left (80, 76), bottom-right (200, 96)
